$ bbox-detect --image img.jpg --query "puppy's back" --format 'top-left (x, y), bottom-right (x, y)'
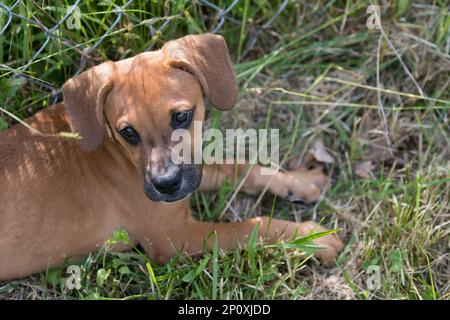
top-left (0, 104), bottom-right (73, 172)
top-left (0, 104), bottom-right (82, 212)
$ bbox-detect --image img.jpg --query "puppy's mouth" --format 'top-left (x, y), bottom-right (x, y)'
top-left (143, 164), bottom-right (202, 203)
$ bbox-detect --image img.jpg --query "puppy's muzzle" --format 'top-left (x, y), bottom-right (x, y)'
top-left (144, 164), bottom-right (202, 203)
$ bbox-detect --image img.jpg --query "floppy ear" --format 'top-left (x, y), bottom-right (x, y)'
top-left (162, 33), bottom-right (238, 110)
top-left (62, 61), bottom-right (115, 153)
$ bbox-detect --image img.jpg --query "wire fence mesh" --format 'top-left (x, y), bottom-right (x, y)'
top-left (0, 0), bottom-right (289, 117)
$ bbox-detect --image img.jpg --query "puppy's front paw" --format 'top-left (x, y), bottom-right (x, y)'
top-left (281, 166), bottom-right (328, 204)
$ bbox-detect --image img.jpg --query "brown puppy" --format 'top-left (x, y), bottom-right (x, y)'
top-left (0, 34), bottom-right (343, 281)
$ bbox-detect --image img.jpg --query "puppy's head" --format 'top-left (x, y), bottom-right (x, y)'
top-left (62, 34), bottom-right (237, 202)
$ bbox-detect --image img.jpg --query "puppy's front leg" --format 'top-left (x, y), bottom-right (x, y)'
top-left (200, 163), bottom-right (328, 203)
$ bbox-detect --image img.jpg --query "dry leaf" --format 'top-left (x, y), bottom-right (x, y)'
top-left (355, 161), bottom-right (375, 178)
top-left (310, 140), bottom-right (334, 164)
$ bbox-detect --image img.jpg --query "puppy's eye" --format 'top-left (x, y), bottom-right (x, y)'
top-left (118, 126), bottom-right (140, 145)
top-left (172, 109), bottom-right (194, 129)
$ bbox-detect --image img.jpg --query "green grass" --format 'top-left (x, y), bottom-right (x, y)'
top-left (0, 0), bottom-right (449, 300)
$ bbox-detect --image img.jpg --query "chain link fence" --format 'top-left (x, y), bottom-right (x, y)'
top-left (0, 0), bottom-right (288, 118)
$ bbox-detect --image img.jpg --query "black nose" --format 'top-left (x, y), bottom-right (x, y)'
top-left (152, 166), bottom-right (182, 195)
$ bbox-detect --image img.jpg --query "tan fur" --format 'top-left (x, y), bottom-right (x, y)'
top-left (0, 34), bottom-right (343, 281)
